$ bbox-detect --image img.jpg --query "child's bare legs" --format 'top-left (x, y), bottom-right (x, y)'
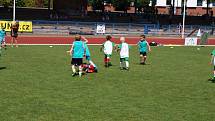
top-left (71, 65), bottom-right (76, 76)
top-left (89, 60), bottom-right (96, 67)
top-left (120, 61), bottom-right (123, 69)
top-left (2, 38), bottom-right (6, 49)
top-left (104, 56), bottom-right (108, 67)
top-left (86, 56), bottom-right (96, 68)
top-left (120, 58), bottom-right (129, 70)
top-left (120, 58), bottom-right (124, 70)
top-left (140, 55), bottom-right (144, 64)
top-left (78, 65), bottom-right (82, 77)
top-left (125, 61), bottom-right (129, 70)
top-left (11, 37), bottom-right (14, 47)
top-left (14, 37), bottom-right (18, 47)
top-left (11, 37), bottom-right (18, 47)
top-left (143, 56), bottom-right (147, 64)
top-left (140, 54), bottom-right (147, 65)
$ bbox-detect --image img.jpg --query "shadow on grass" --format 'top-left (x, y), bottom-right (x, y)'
top-left (135, 63), bottom-right (151, 65)
top-left (0, 67), bottom-right (6, 70)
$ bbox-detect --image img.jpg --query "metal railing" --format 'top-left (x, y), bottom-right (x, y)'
top-left (31, 20), bottom-right (215, 36)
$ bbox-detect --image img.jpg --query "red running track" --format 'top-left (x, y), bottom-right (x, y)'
top-left (5, 36), bottom-right (215, 45)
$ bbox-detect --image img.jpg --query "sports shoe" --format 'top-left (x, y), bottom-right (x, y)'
top-left (94, 67), bottom-right (98, 73)
top-left (72, 73), bottom-right (76, 77)
top-left (212, 78), bottom-right (215, 83)
top-left (105, 64), bottom-right (109, 68)
top-left (108, 63), bottom-right (113, 66)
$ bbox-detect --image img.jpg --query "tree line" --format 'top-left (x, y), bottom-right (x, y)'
top-left (0, 0), bottom-right (50, 7)
top-left (0, 0), bottom-right (214, 15)
top-left (0, 0), bottom-right (152, 9)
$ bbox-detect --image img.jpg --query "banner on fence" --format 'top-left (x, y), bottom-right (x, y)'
top-left (185, 37), bottom-right (198, 46)
top-left (96, 23), bottom-right (105, 34)
top-left (0, 21), bottom-right (33, 32)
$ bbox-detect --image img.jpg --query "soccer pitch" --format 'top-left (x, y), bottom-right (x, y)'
top-left (0, 45), bottom-right (215, 121)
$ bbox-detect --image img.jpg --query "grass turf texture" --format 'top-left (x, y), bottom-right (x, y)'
top-left (0, 46), bottom-right (215, 121)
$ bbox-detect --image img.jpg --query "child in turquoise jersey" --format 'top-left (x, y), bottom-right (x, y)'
top-left (68, 35), bottom-right (85, 77)
top-left (0, 27), bottom-right (6, 44)
top-left (81, 36), bottom-right (97, 71)
top-left (137, 35), bottom-right (151, 65)
top-left (0, 27), bottom-right (6, 56)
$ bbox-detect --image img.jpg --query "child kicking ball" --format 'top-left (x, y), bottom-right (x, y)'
top-left (117, 37), bottom-right (130, 70)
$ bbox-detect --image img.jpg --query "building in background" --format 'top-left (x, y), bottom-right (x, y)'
top-left (155, 0), bottom-right (215, 16)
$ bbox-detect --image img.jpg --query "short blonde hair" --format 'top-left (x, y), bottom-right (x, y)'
top-left (120, 37), bottom-right (125, 42)
top-left (11, 21), bottom-right (16, 25)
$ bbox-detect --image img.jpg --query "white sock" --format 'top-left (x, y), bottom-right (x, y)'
top-left (72, 65), bottom-right (76, 73)
top-left (120, 62), bottom-right (123, 68)
top-left (79, 66), bottom-right (82, 76)
top-left (89, 60), bottom-right (96, 68)
top-left (125, 61), bottom-right (129, 68)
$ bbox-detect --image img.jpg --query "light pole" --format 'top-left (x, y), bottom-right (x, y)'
top-left (13, 0), bottom-right (16, 21)
top-left (182, 0), bottom-right (186, 39)
top-left (206, 0), bottom-right (209, 15)
top-left (176, 0), bottom-right (178, 14)
top-left (173, 0), bottom-right (175, 15)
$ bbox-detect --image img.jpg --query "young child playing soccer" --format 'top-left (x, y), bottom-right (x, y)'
top-left (68, 35), bottom-right (85, 77)
top-left (81, 36), bottom-right (97, 71)
top-left (0, 27), bottom-right (6, 56)
top-left (210, 49), bottom-right (215, 82)
top-left (100, 35), bottom-right (116, 67)
top-left (82, 63), bottom-right (98, 74)
top-left (137, 35), bottom-right (151, 65)
top-left (117, 37), bottom-right (130, 70)
top-left (0, 27), bottom-right (6, 49)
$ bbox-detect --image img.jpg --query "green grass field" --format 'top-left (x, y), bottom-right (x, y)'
top-left (0, 45), bottom-right (215, 121)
